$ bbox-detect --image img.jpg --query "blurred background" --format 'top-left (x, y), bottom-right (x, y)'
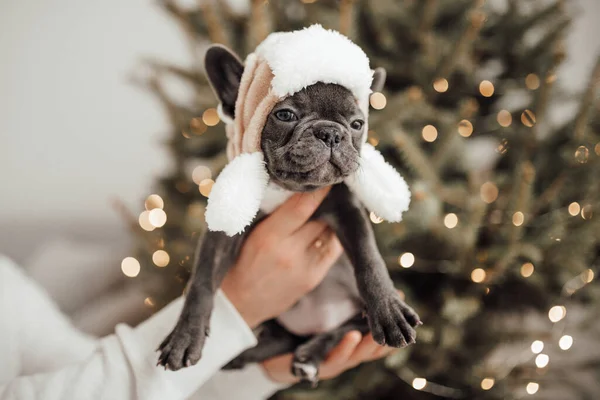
top-left (1, 0), bottom-right (600, 399)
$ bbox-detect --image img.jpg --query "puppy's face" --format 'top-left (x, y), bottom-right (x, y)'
top-left (204, 45), bottom-right (386, 192)
top-left (261, 83), bottom-right (364, 191)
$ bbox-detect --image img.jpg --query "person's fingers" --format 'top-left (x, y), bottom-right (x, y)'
top-left (365, 346), bottom-right (396, 362)
top-left (258, 187), bottom-right (331, 237)
top-left (347, 333), bottom-right (382, 365)
top-left (323, 331), bottom-right (362, 367)
top-left (291, 220), bottom-right (330, 250)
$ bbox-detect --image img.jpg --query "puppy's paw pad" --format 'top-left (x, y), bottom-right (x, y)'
top-left (292, 360), bottom-right (319, 386)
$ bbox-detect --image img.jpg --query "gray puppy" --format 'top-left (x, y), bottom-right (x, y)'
top-left (157, 45), bottom-right (421, 383)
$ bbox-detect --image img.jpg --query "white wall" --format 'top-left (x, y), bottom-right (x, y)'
top-left (0, 0), bottom-right (598, 261)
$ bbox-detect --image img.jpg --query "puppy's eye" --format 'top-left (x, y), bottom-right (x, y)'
top-left (351, 120), bottom-right (364, 130)
top-left (275, 109), bottom-right (297, 122)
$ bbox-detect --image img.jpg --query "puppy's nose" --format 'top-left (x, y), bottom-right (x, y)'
top-left (315, 127), bottom-right (341, 148)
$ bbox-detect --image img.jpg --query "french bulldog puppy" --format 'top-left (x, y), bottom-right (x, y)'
top-left (157, 45), bottom-right (421, 383)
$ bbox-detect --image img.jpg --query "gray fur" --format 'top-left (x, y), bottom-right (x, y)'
top-left (157, 46), bottom-right (420, 382)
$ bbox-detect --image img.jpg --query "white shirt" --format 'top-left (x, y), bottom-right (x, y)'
top-left (0, 255), bottom-right (285, 400)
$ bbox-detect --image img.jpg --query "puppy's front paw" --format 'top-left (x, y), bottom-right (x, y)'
top-left (366, 292), bottom-right (421, 348)
top-left (157, 322), bottom-right (209, 371)
top-left (291, 357), bottom-right (319, 387)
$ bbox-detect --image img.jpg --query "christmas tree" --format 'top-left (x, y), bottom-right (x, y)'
top-left (122, 0), bottom-right (600, 398)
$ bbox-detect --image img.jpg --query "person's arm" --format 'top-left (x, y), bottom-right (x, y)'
top-left (0, 256), bottom-right (258, 400)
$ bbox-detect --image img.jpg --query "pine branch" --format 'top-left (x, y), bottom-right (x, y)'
top-left (198, 0), bottom-right (228, 45)
top-left (508, 160), bottom-right (535, 244)
top-left (339, 0), bottom-right (356, 36)
top-left (251, 0), bottom-right (269, 46)
top-left (574, 56), bottom-right (600, 141)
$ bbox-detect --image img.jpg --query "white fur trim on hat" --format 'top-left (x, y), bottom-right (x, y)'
top-left (255, 24), bottom-right (373, 105)
top-left (345, 143), bottom-right (411, 222)
top-left (205, 152), bottom-right (269, 236)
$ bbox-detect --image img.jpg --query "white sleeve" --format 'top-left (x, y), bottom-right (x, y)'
top-left (0, 256), bottom-right (258, 400)
top-left (189, 365), bottom-right (288, 400)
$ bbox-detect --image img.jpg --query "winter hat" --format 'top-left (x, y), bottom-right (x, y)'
top-left (206, 24), bottom-right (411, 236)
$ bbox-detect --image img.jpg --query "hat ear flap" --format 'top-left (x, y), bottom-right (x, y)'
top-left (205, 152), bottom-right (269, 236)
top-left (345, 143), bottom-right (411, 222)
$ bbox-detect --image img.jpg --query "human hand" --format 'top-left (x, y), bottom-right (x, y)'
top-left (262, 331), bottom-right (396, 384)
top-left (221, 187), bottom-right (343, 328)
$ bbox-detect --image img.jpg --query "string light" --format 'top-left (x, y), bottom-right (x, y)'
top-left (512, 211), bottom-right (524, 226)
top-left (433, 78), bottom-right (449, 93)
top-left (531, 340), bottom-right (544, 354)
top-left (192, 166), bottom-right (212, 185)
top-left (496, 138), bottom-right (509, 154)
top-left (582, 269), bottom-right (594, 283)
top-left (521, 109), bottom-right (536, 127)
top-left (480, 182), bottom-right (499, 204)
top-left (139, 211), bottom-right (155, 232)
top-left (568, 202), bottom-right (581, 216)
top-left (559, 335), bottom-right (573, 350)
top-left (412, 378), bottom-right (427, 390)
top-left (444, 213), bottom-right (458, 228)
top-left (481, 378), bottom-right (495, 390)
top-left (370, 212), bottom-right (384, 224)
top-left (535, 353), bottom-right (549, 368)
top-left (190, 117), bottom-right (207, 135)
top-left (149, 209), bottom-right (167, 228)
top-left (422, 125), bottom-right (438, 142)
top-left (521, 262), bottom-right (535, 277)
top-left (399, 252), bottom-right (415, 268)
top-left (526, 382), bottom-right (539, 395)
top-left (497, 110), bottom-right (512, 127)
top-left (471, 268), bottom-right (486, 283)
top-left (525, 73), bottom-right (540, 90)
top-left (548, 305), bottom-right (566, 323)
top-left (581, 204), bottom-right (593, 220)
top-left (202, 108), bottom-right (220, 126)
top-left (199, 179), bottom-right (215, 197)
top-left (574, 146), bottom-right (589, 163)
top-left (121, 257), bottom-right (141, 278)
top-left (152, 250), bottom-right (170, 267)
top-left (370, 92), bottom-right (387, 109)
top-left (479, 80), bottom-right (494, 97)
top-left (145, 194), bottom-right (164, 210)
top-left (458, 119), bottom-right (473, 137)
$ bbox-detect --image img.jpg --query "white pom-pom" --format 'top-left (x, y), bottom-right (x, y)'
top-left (345, 143), bottom-right (411, 222)
top-left (205, 152), bottom-right (269, 236)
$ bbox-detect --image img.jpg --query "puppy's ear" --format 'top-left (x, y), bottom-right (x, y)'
top-left (371, 67), bottom-right (386, 93)
top-left (204, 45), bottom-right (244, 119)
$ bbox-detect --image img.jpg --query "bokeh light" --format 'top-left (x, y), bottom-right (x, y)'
top-left (422, 125), bottom-right (438, 142)
top-left (480, 182), bottom-right (499, 204)
top-left (139, 211), bottom-right (155, 232)
top-left (535, 353), bottom-right (549, 368)
top-left (531, 340), bottom-right (544, 354)
top-left (568, 202), bottom-right (581, 216)
top-left (192, 166), bottom-right (212, 185)
top-left (202, 108), bottom-right (220, 126)
top-left (121, 257), bottom-right (141, 278)
top-left (433, 78), bottom-right (449, 93)
top-left (412, 378), bottom-right (427, 390)
top-left (526, 382), bottom-right (539, 395)
top-left (149, 209), bottom-right (167, 228)
top-left (481, 378), bottom-right (495, 390)
top-left (512, 211), bottom-right (524, 226)
top-left (525, 73), bottom-right (540, 90)
top-left (199, 179), bottom-right (215, 197)
top-left (370, 92), bottom-right (387, 109)
top-left (521, 262), bottom-right (534, 278)
top-left (444, 213), bottom-right (458, 228)
top-left (521, 109), bottom-right (536, 127)
top-left (145, 194), bottom-right (164, 211)
top-left (458, 119), bottom-right (473, 137)
top-left (152, 250), bottom-right (170, 267)
top-left (479, 80), bottom-right (494, 97)
top-left (548, 305), bottom-right (566, 323)
top-left (399, 252), bottom-right (415, 268)
top-left (559, 335), bottom-right (573, 350)
top-left (497, 110), bottom-right (512, 127)
top-left (471, 268), bottom-right (486, 283)
top-left (575, 146), bottom-right (589, 163)
top-left (370, 212), bottom-right (384, 224)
